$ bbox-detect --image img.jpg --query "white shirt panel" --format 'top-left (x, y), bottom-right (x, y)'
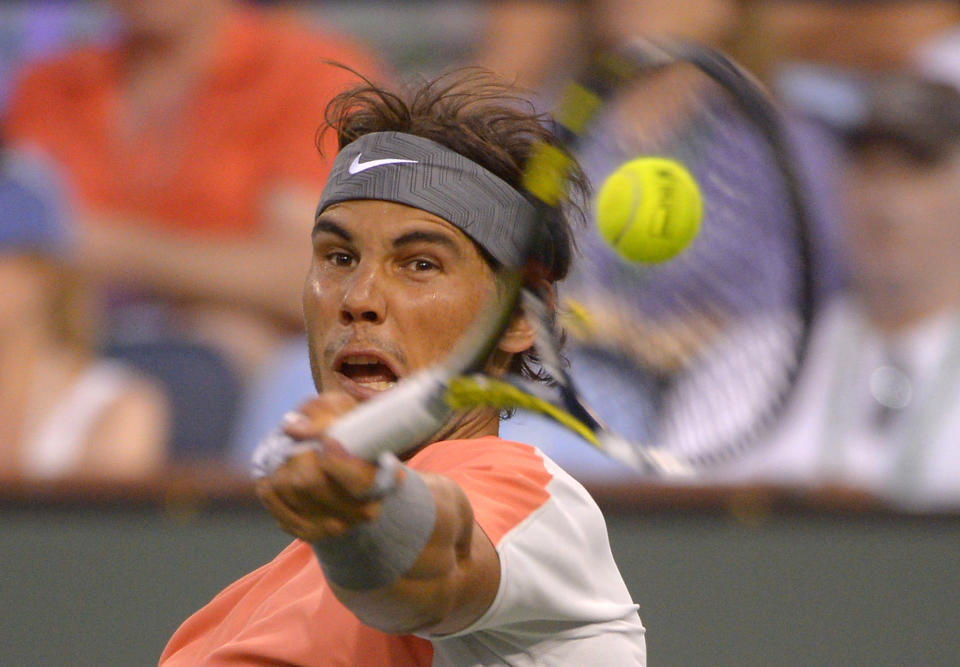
top-left (426, 453), bottom-right (646, 666)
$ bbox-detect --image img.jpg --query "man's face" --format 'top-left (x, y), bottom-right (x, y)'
top-left (303, 200), bottom-right (500, 401)
top-left (109, 0), bottom-right (211, 39)
top-left (842, 142), bottom-right (960, 328)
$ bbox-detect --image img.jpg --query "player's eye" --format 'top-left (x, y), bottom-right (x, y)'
top-left (326, 251), bottom-right (355, 267)
top-left (406, 258), bottom-right (439, 272)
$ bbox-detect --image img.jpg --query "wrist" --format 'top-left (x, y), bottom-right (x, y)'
top-left (312, 463), bottom-right (437, 591)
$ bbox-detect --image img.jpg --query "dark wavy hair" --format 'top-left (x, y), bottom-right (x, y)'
top-left (317, 67), bottom-right (590, 383)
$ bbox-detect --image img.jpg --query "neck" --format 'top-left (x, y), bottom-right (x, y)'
top-left (120, 2), bottom-right (228, 74)
top-left (858, 284), bottom-right (960, 336)
top-left (401, 407), bottom-right (501, 461)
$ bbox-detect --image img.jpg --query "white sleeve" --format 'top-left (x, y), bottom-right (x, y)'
top-left (425, 453), bottom-right (646, 666)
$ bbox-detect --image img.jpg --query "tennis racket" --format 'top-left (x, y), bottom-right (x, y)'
top-left (445, 40), bottom-right (818, 473)
top-left (253, 39), bottom-right (816, 479)
top-left (495, 39), bottom-right (817, 472)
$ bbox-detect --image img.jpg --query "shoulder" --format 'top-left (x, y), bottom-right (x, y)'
top-left (82, 360), bottom-right (167, 411)
top-left (409, 437), bottom-right (555, 503)
top-left (7, 46), bottom-right (111, 97)
top-left (82, 361), bottom-right (170, 477)
top-left (417, 443), bottom-right (644, 655)
top-left (99, 365), bottom-right (170, 432)
top-left (411, 436), bottom-right (548, 470)
top-left (3, 45), bottom-right (112, 138)
top-left (410, 437), bottom-right (601, 546)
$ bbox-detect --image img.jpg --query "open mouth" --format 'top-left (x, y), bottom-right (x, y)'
top-left (336, 354), bottom-right (399, 392)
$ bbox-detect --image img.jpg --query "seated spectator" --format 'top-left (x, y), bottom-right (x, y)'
top-left (226, 334), bottom-right (314, 471)
top-left (734, 0), bottom-right (960, 77)
top-left (1, 0), bottom-right (390, 459)
top-left (722, 60), bottom-right (960, 510)
top-left (0, 148), bottom-right (169, 480)
top-left (473, 0), bottom-right (742, 105)
top-left (480, 3), bottom-right (847, 482)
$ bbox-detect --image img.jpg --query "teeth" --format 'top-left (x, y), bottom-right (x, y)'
top-left (337, 354), bottom-right (398, 391)
top-left (343, 355), bottom-right (382, 365)
top-left (356, 380), bottom-right (396, 391)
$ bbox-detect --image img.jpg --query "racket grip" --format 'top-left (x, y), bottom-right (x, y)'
top-left (325, 368), bottom-right (452, 461)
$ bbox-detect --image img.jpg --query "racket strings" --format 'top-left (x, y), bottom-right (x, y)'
top-left (557, 54), bottom-right (813, 465)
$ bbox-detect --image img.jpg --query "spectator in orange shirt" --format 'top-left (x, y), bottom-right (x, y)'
top-left (1, 1), bottom-right (389, 414)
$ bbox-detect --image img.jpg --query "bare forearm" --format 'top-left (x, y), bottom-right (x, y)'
top-left (76, 215), bottom-right (310, 324)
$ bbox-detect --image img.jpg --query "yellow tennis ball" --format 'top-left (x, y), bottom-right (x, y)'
top-left (594, 157), bottom-right (703, 263)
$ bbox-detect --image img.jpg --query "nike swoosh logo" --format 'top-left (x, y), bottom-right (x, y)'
top-left (348, 154), bottom-right (418, 174)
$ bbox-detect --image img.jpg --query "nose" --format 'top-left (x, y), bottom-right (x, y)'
top-left (339, 264), bottom-right (386, 325)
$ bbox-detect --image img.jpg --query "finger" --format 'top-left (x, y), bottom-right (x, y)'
top-left (269, 448), bottom-right (381, 524)
top-left (281, 436), bottom-right (381, 505)
top-left (322, 452), bottom-right (388, 500)
top-left (285, 393), bottom-right (358, 438)
top-left (269, 449), bottom-right (341, 515)
top-left (255, 478), bottom-right (349, 541)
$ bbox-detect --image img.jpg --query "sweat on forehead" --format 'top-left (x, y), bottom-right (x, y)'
top-left (315, 132), bottom-right (537, 268)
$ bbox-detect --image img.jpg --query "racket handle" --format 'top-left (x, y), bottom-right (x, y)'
top-left (326, 368), bottom-right (452, 461)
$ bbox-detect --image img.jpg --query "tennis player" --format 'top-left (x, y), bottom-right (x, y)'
top-left (159, 71), bottom-right (646, 665)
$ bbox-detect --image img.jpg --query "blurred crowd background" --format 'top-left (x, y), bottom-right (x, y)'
top-left (3, 0), bottom-right (960, 513)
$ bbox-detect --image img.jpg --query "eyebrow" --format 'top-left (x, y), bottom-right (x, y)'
top-left (313, 213), bottom-right (464, 256)
top-left (312, 218), bottom-right (351, 241)
top-left (392, 229), bottom-right (462, 256)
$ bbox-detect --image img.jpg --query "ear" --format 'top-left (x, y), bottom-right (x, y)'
top-left (496, 280), bottom-right (554, 355)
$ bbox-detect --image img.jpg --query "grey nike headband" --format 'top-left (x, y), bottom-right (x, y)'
top-left (316, 131), bottom-right (539, 268)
